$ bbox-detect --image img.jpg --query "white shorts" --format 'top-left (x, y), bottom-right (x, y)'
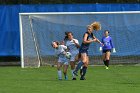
top-left (70, 53), bottom-right (78, 61)
top-left (58, 57), bottom-right (69, 65)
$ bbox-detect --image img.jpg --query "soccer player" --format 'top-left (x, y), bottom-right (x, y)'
top-left (65, 32), bottom-right (80, 80)
top-left (100, 30), bottom-right (116, 69)
top-left (73, 22), bottom-right (103, 80)
top-left (51, 41), bottom-right (69, 80)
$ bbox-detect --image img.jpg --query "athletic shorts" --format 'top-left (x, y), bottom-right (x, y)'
top-left (69, 53), bottom-right (78, 61)
top-left (103, 49), bottom-right (111, 53)
top-left (58, 57), bottom-right (69, 65)
top-left (79, 49), bottom-right (88, 56)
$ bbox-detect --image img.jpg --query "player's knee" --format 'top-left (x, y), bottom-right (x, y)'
top-left (103, 58), bottom-right (106, 61)
top-left (57, 66), bottom-right (61, 70)
top-left (106, 57), bottom-right (110, 60)
top-left (84, 64), bottom-right (88, 67)
top-left (84, 63), bottom-right (88, 67)
top-left (63, 70), bottom-right (67, 74)
top-left (82, 59), bottom-right (87, 63)
top-left (71, 65), bottom-right (75, 69)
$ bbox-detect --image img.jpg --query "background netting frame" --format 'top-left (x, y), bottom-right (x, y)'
top-left (19, 12), bottom-right (140, 68)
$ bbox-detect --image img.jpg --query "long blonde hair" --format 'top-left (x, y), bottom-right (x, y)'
top-left (90, 22), bottom-right (101, 31)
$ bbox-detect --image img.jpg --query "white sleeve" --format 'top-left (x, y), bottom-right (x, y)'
top-left (74, 39), bottom-right (79, 44)
top-left (61, 45), bottom-right (67, 50)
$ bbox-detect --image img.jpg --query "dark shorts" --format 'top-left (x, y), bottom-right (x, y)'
top-left (79, 49), bottom-right (88, 56)
top-left (103, 49), bottom-right (111, 53)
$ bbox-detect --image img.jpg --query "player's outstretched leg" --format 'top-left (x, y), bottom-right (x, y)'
top-left (80, 66), bottom-right (87, 80)
top-left (70, 61), bottom-right (76, 80)
top-left (63, 64), bottom-right (68, 80)
top-left (73, 61), bottom-right (84, 76)
top-left (80, 66), bottom-right (83, 76)
top-left (71, 70), bottom-right (76, 80)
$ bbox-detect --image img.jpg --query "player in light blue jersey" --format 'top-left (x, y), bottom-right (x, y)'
top-left (65, 32), bottom-right (80, 80)
top-left (73, 22), bottom-right (103, 80)
top-left (52, 41), bottom-right (69, 80)
top-left (100, 30), bottom-right (116, 69)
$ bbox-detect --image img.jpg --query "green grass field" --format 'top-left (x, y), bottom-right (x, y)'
top-left (0, 65), bottom-right (139, 93)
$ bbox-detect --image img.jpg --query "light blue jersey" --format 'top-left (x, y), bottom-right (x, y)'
top-left (55, 45), bottom-right (69, 65)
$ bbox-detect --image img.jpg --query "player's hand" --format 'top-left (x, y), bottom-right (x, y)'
top-left (92, 38), bottom-right (97, 42)
top-left (61, 41), bottom-right (65, 45)
top-left (100, 43), bottom-right (104, 46)
top-left (113, 48), bottom-right (116, 53)
top-left (73, 40), bottom-right (76, 44)
top-left (62, 51), bottom-right (66, 55)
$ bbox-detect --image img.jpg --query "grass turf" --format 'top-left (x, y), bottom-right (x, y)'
top-left (0, 66), bottom-right (139, 93)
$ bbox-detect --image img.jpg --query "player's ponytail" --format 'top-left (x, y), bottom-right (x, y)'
top-left (64, 32), bottom-right (68, 41)
top-left (90, 22), bottom-right (101, 31)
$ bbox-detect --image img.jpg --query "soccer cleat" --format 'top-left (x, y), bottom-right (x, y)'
top-left (80, 76), bottom-right (86, 80)
top-left (59, 78), bottom-right (62, 80)
top-left (105, 66), bottom-right (109, 70)
top-left (65, 76), bottom-right (68, 80)
top-left (73, 71), bottom-right (78, 76)
top-left (72, 78), bottom-right (76, 80)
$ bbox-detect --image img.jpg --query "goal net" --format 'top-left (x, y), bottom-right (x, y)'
top-left (19, 12), bottom-right (140, 68)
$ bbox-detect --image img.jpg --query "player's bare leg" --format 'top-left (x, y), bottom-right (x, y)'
top-left (105, 51), bottom-right (111, 69)
top-left (80, 56), bottom-right (88, 80)
top-left (63, 64), bottom-right (69, 80)
top-left (73, 53), bottom-right (86, 76)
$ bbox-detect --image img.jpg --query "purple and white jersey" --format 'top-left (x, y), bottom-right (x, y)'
top-left (65, 39), bottom-right (79, 55)
top-left (55, 45), bottom-right (67, 58)
top-left (102, 36), bottom-right (114, 50)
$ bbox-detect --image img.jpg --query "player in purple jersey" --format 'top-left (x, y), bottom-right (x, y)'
top-left (73, 22), bottom-right (103, 80)
top-left (100, 30), bottom-right (116, 69)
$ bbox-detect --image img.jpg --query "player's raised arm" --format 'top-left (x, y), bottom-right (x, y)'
top-left (93, 35), bottom-right (103, 45)
top-left (73, 39), bottom-right (80, 48)
top-left (83, 32), bottom-right (94, 44)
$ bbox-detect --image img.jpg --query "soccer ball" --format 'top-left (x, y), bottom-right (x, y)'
top-left (65, 52), bottom-right (71, 59)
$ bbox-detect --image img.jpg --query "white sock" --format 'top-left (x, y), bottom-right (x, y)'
top-left (58, 70), bottom-right (62, 79)
top-left (80, 66), bottom-right (83, 69)
top-left (71, 70), bottom-right (76, 78)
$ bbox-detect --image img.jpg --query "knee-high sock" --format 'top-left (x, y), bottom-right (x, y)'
top-left (106, 60), bottom-right (109, 67)
top-left (80, 66), bottom-right (83, 76)
top-left (103, 60), bottom-right (107, 66)
top-left (71, 70), bottom-right (76, 78)
top-left (82, 66), bottom-right (87, 77)
top-left (58, 70), bottom-right (62, 79)
top-left (75, 61), bottom-right (84, 72)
